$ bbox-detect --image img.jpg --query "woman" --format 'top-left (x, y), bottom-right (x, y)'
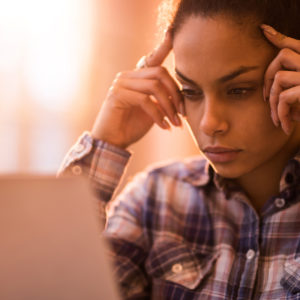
top-left (60, 0), bottom-right (300, 298)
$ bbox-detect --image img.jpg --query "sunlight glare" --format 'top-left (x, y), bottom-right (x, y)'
top-left (0, 0), bottom-right (92, 112)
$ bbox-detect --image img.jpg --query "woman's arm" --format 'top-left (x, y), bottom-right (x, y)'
top-left (58, 28), bottom-right (182, 217)
top-left (58, 30), bottom-right (184, 299)
top-left (91, 28), bottom-right (183, 150)
top-left (57, 132), bottom-right (131, 225)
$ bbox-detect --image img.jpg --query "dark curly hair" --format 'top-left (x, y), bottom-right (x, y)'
top-left (158, 0), bottom-right (300, 40)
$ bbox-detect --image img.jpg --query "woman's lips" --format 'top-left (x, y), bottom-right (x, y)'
top-left (203, 147), bottom-right (242, 163)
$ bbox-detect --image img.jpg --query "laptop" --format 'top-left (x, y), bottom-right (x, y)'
top-left (0, 175), bottom-right (121, 300)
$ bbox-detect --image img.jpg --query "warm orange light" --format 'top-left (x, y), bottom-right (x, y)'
top-left (0, 0), bottom-right (93, 112)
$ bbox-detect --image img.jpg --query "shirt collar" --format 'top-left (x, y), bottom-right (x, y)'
top-left (279, 152), bottom-right (300, 192)
top-left (182, 158), bottom-right (211, 187)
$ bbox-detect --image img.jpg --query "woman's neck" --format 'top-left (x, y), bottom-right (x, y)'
top-left (235, 134), bottom-right (300, 212)
top-left (236, 164), bottom-right (282, 212)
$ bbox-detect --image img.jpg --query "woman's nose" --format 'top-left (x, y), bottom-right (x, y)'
top-left (199, 100), bottom-right (229, 137)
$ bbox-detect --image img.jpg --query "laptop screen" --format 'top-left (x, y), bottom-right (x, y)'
top-left (0, 175), bottom-right (120, 300)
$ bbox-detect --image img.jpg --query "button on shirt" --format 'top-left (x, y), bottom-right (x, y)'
top-left (59, 132), bottom-right (300, 300)
top-left (275, 197), bottom-right (286, 208)
top-left (246, 249), bottom-right (256, 260)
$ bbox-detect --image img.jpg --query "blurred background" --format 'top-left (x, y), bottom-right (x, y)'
top-left (0, 0), bottom-right (199, 185)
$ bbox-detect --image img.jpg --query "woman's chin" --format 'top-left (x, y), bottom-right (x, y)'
top-left (209, 162), bottom-right (245, 179)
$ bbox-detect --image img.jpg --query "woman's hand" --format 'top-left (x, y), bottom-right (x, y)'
top-left (262, 24), bottom-right (300, 135)
top-left (91, 30), bottom-right (183, 149)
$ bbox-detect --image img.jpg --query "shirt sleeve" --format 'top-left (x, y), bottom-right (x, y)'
top-left (58, 132), bottom-right (151, 299)
top-left (57, 131), bottom-right (131, 221)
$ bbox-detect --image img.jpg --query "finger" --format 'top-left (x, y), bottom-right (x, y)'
top-left (115, 88), bottom-right (171, 130)
top-left (261, 24), bottom-right (300, 54)
top-left (277, 86), bottom-right (300, 134)
top-left (264, 48), bottom-right (300, 99)
top-left (117, 77), bottom-right (181, 126)
top-left (269, 71), bottom-right (300, 125)
top-left (119, 67), bottom-right (183, 113)
top-left (145, 29), bottom-right (173, 67)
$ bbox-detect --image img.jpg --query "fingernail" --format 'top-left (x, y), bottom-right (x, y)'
top-left (271, 111), bottom-right (279, 127)
top-left (174, 113), bottom-right (182, 127)
top-left (163, 26), bottom-right (173, 40)
top-left (282, 123), bottom-right (292, 135)
top-left (164, 27), bottom-right (170, 35)
top-left (261, 24), bottom-right (277, 36)
top-left (164, 24), bottom-right (173, 34)
top-left (179, 102), bottom-right (186, 116)
top-left (162, 118), bottom-right (171, 130)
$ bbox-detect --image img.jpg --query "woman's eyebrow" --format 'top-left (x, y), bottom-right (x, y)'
top-left (175, 65), bottom-right (260, 86)
top-left (175, 69), bottom-right (199, 86)
top-left (217, 66), bottom-right (260, 83)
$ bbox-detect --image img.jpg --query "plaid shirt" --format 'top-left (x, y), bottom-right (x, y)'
top-left (60, 132), bottom-right (300, 300)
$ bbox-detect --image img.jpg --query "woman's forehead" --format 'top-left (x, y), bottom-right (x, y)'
top-left (172, 15), bottom-right (274, 83)
top-left (173, 15), bottom-right (264, 53)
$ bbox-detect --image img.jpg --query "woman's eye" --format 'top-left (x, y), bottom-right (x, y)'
top-left (180, 88), bottom-right (203, 100)
top-left (228, 88), bottom-right (255, 97)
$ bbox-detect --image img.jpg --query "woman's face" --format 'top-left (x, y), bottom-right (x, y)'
top-left (173, 15), bottom-right (299, 179)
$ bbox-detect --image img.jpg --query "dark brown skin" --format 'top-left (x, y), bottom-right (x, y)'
top-left (91, 29), bottom-right (183, 149)
top-left (90, 15), bottom-right (300, 211)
